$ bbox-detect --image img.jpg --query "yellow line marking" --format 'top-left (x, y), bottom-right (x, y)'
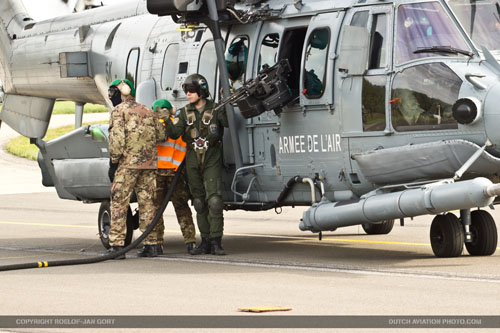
top-left (0, 221), bottom-right (93, 229)
top-left (3, 221), bottom-right (499, 250)
top-left (321, 237), bottom-right (429, 246)
top-left (0, 254), bottom-right (57, 261)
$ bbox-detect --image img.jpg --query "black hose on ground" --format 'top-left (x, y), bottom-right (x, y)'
top-left (0, 161), bottom-right (185, 272)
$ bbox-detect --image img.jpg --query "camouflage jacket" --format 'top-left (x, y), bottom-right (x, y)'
top-left (109, 95), bottom-right (157, 169)
top-left (165, 100), bottom-right (228, 146)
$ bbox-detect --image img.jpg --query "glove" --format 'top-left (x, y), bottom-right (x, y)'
top-left (108, 161), bottom-right (119, 182)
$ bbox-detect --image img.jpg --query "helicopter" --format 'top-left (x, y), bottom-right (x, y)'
top-left (0, 0), bottom-right (499, 258)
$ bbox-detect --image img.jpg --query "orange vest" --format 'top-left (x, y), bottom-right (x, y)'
top-left (157, 118), bottom-right (187, 171)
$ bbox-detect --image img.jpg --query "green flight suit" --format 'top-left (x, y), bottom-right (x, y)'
top-left (165, 100), bottom-right (228, 238)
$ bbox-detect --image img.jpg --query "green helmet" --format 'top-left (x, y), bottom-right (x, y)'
top-left (152, 99), bottom-right (173, 111)
top-left (182, 74), bottom-right (209, 98)
top-left (109, 79), bottom-right (135, 97)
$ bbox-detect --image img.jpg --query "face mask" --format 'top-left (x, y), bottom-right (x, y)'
top-left (108, 86), bottom-right (122, 106)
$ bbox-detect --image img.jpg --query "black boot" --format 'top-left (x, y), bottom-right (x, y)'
top-left (210, 237), bottom-right (226, 256)
top-left (155, 244), bottom-right (163, 255)
top-left (185, 242), bottom-right (196, 253)
top-left (189, 238), bottom-right (211, 255)
top-left (137, 245), bottom-right (158, 258)
top-left (105, 246), bottom-right (125, 260)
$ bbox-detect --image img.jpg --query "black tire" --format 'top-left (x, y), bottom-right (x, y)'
top-left (362, 220), bottom-right (394, 235)
top-left (98, 201), bottom-right (134, 249)
top-left (465, 210), bottom-right (498, 256)
top-left (430, 213), bottom-right (464, 257)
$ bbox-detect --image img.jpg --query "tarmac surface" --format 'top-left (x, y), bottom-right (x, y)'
top-left (0, 113), bottom-right (499, 327)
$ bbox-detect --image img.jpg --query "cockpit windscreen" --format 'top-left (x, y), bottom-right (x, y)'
top-left (396, 1), bottom-right (471, 63)
top-left (448, 0), bottom-right (500, 51)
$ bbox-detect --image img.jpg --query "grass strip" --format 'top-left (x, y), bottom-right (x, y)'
top-left (0, 101), bottom-right (108, 114)
top-left (6, 121), bottom-right (107, 161)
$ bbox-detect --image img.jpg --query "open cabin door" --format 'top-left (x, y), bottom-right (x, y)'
top-left (336, 5), bottom-right (394, 191)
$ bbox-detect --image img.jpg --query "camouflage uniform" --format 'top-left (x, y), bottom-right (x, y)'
top-left (108, 95), bottom-right (158, 246)
top-left (153, 108), bottom-right (196, 245)
top-left (165, 99), bottom-right (228, 240)
top-left (153, 169), bottom-right (196, 244)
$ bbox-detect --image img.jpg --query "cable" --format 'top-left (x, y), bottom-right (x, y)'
top-left (0, 161), bottom-right (185, 272)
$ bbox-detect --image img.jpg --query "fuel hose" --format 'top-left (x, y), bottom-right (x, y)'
top-left (0, 161), bottom-right (185, 272)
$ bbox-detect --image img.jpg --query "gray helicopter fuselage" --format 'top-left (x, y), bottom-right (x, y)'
top-left (2, 0), bottom-right (500, 208)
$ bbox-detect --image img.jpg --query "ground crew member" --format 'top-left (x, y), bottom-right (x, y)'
top-left (106, 78), bottom-right (160, 258)
top-left (152, 99), bottom-right (196, 253)
top-left (165, 74), bottom-right (228, 255)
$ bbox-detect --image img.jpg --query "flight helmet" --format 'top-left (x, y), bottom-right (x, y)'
top-left (182, 74), bottom-right (209, 99)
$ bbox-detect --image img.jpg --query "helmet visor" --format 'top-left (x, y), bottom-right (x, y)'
top-left (183, 84), bottom-right (198, 94)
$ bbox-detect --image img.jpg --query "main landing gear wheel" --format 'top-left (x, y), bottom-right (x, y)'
top-left (465, 210), bottom-right (498, 256)
top-left (97, 200), bottom-right (135, 249)
top-left (362, 220), bottom-right (394, 235)
top-left (430, 213), bottom-right (464, 257)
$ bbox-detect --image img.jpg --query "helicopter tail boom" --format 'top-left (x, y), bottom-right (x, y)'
top-left (0, 0), bottom-right (33, 94)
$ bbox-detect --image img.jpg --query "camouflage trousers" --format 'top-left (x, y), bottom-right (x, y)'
top-left (109, 167), bottom-right (157, 246)
top-left (151, 169), bottom-right (196, 244)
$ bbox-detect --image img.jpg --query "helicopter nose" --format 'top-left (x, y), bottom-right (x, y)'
top-left (483, 82), bottom-right (500, 150)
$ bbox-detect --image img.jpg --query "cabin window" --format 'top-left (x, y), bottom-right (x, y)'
top-left (195, 30), bottom-right (204, 42)
top-left (279, 27), bottom-right (307, 100)
top-left (303, 28), bottom-right (329, 98)
top-left (161, 43), bottom-right (179, 91)
top-left (105, 23), bottom-right (121, 50)
top-left (225, 36), bottom-right (249, 88)
top-left (368, 14), bottom-right (387, 69)
top-left (391, 63), bottom-right (460, 131)
top-left (351, 11), bottom-right (369, 27)
top-left (362, 76), bottom-right (386, 131)
top-left (258, 33), bottom-right (280, 72)
top-left (395, 2), bottom-right (471, 64)
top-left (178, 62), bottom-right (188, 73)
top-left (125, 48), bottom-right (139, 88)
top-left (198, 40), bottom-right (217, 98)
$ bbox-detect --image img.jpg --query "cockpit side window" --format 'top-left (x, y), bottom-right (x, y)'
top-left (391, 63), bottom-right (460, 131)
top-left (362, 76), bottom-right (386, 131)
top-left (225, 36), bottom-right (249, 89)
top-left (369, 14), bottom-right (387, 69)
top-left (126, 48), bottom-right (140, 88)
top-left (351, 11), bottom-right (369, 28)
top-left (395, 2), bottom-right (471, 64)
top-left (303, 28), bottom-right (330, 98)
